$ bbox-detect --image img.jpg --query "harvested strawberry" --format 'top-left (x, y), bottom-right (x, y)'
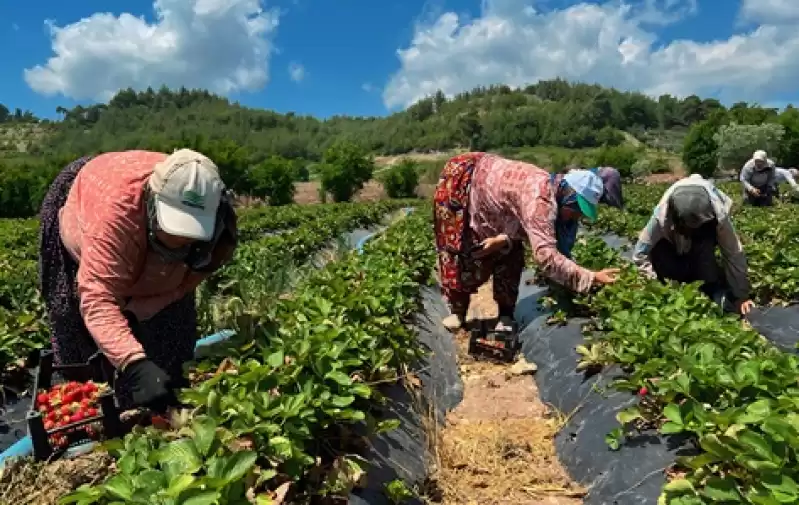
top-left (70, 412), bottom-right (84, 423)
top-left (86, 407), bottom-right (98, 417)
top-left (44, 420), bottom-right (55, 430)
top-left (36, 393), bottom-right (49, 406)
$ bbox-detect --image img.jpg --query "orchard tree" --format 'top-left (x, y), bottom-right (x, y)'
top-left (682, 111), bottom-right (728, 177)
top-left (248, 156), bottom-right (296, 206)
top-left (713, 123), bottom-right (784, 170)
top-left (381, 158), bottom-right (420, 198)
top-left (319, 141), bottom-right (374, 202)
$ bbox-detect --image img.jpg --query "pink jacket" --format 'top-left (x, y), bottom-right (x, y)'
top-left (468, 154), bottom-right (595, 292)
top-left (59, 151), bottom-right (210, 369)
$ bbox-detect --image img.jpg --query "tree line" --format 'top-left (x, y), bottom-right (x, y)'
top-left (682, 105), bottom-right (799, 177)
top-left (0, 80), bottom-right (794, 217)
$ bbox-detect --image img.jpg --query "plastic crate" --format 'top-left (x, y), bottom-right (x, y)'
top-left (27, 350), bottom-right (123, 461)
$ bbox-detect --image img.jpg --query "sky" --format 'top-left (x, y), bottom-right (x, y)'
top-left (2, 0), bottom-right (799, 120)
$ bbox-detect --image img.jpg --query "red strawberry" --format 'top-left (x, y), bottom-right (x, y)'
top-left (36, 393), bottom-right (49, 406)
top-left (70, 412), bottom-right (84, 423)
top-left (44, 420), bottom-right (55, 430)
top-left (86, 407), bottom-right (98, 417)
top-left (80, 398), bottom-right (91, 409)
top-left (60, 405), bottom-right (71, 416)
top-left (638, 387), bottom-right (649, 396)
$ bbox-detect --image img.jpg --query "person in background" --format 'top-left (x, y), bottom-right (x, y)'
top-left (556, 165), bottom-right (624, 258)
top-left (771, 167), bottom-right (799, 199)
top-left (632, 174), bottom-right (754, 316)
top-left (434, 153), bottom-right (620, 332)
top-left (39, 149), bottom-right (238, 411)
top-left (740, 150), bottom-right (776, 206)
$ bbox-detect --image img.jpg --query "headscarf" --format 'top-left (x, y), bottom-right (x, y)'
top-left (593, 167), bottom-right (624, 209)
top-left (551, 173), bottom-right (580, 258)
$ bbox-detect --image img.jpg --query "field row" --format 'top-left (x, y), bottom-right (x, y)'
top-left (0, 200), bottom-right (411, 371)
top-left (593, 181), bottom-right (799, 303)
top-left (49, 206), bottom-right (435, 504)
top-left (567, 232), bottom-right (799, 504)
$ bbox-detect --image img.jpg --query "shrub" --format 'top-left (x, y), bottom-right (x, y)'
top-left (593, 145), bottom-right (640, 178)
top-left (381, 159), bottom-right (420, 198)
top-left (248, 156), bottom-right (296, 206)
top-left (320, 141), bottom-right (374, 202)
top-left (713, 122), bottom-right (785, 171)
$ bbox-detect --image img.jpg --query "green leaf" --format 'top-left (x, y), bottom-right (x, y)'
top-left (159, 439), bottom-right (203, 476)
top-left (268, 436), bottom-right (293, 460)
top-left (330, 395), bottom-right (355, 407)
top-left (102, 475), bottom-right (135, 501)
top-left (133, 470), bottom-right (168, 495)
top-left (218, 451), bottom-right (258, 484)
top-left (165, 475), bottom-right (197, 497)
top-left (179, 490), bottom-right (222, 505)
top-left (267, 350), bottom-right (284, 368)
top-left (762, 474), bottom-right (799, 503)
top-left (661, 421), bottom-right (684, 434)
top-left (736, 399), bottom-right (772, 424)
top-left (663, 479), bottom-right (696, 495)
top-left (616, 406), bottom-right (643, 425)
top-left (701, 477), bottom-right (742, 501)
top-left (663, 404), bottom-right (683, 425)
top-left (192, 416), bottom-right (218, 457)
top-left (605, 427), bottom-right (623, 451)
top-left (375, 419), bottom-right (401, 434)
top-left (325, 370), bottom-right (352, 386)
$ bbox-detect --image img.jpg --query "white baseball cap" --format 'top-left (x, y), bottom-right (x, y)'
top-left (753, 150), bottom-right (767, 161)
top-left (563, 169), bottom-right (603, 222)
top-left (149, 149), bottom-right (225, 241)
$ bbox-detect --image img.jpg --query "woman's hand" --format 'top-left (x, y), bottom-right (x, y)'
top-left (738, 299), bottom-right (755, 315)
top-left (472, 234), bottom-right (510, 259)
top-left (593, 268), bottom-right (621, 285)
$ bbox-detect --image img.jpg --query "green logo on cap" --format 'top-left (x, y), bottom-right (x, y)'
top-left (182, 190), bottom-right (205, 209)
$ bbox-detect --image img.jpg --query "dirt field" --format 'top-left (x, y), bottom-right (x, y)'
top-left (426, 280), bottom-right (585, 505)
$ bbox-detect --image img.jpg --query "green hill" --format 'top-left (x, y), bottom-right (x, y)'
top-left (3, 79), bottom-right (726, 164)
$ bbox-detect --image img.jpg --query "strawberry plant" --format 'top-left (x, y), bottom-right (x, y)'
top-left (59, 206), bottom-right (438, 503)
top-left (569, 235), bottom-right (799, 504)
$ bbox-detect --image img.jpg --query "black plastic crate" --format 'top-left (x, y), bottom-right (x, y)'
top-left (27, 350), bottom-right (123, 461)
top-left (468, 319), bottom-right (521, 363)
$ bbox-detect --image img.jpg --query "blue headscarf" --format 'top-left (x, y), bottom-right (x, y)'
top-left (551, 173), bottom-right (580, 258)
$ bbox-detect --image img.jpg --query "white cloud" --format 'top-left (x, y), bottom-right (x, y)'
top-left (362, 82), bottom-right (375, 93)
top-left (288, 62), bottom-right (305, 82)
top-left (740, 0), bottom-right (799, 24)
top-left (383, 0), bottom-right (799, 109)
top-left (24, 0), bottom-right (279, 101)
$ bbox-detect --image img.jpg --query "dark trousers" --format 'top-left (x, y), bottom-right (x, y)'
top-left (745, 185), bottom-right (774, 206)
top-left (650, 223), bottom-right (723, 298)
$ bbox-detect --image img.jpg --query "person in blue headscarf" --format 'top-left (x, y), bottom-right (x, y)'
top-left (555, 165), bottom-right (624, 257)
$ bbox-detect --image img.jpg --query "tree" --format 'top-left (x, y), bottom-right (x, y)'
top-left (713, 123), bottom-right (784, 171)
top-left (248, 156), bottom-right (296, 205)
top-left (319, 141), bottom-right (374, 202)
top-left (682, 112), bottom-right (728, 177)
top-left (381, 159), bottom-right (420, 198)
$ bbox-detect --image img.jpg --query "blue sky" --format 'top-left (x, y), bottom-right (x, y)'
top-left (2, 0), bottom-right (798, 120)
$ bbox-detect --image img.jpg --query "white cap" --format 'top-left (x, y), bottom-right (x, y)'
top-left (149, 149), bottom-right (224, 241)
top-left (563, 169), bottom-right (604, 222)
top-left (753, 150), bottom-right (767, 161)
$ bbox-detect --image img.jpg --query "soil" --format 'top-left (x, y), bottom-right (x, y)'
top-left (426, 280), bottom-right (585, 505)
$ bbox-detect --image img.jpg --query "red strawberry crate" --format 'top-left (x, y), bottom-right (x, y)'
top-left (27, 350), bottom-right (123, 461)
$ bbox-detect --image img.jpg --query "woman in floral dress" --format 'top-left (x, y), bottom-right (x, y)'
top-left (433, 153), bottom-right (620, 331)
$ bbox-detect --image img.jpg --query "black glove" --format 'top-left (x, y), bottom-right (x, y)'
top-left (121, 359), bottom-right (177, 412)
